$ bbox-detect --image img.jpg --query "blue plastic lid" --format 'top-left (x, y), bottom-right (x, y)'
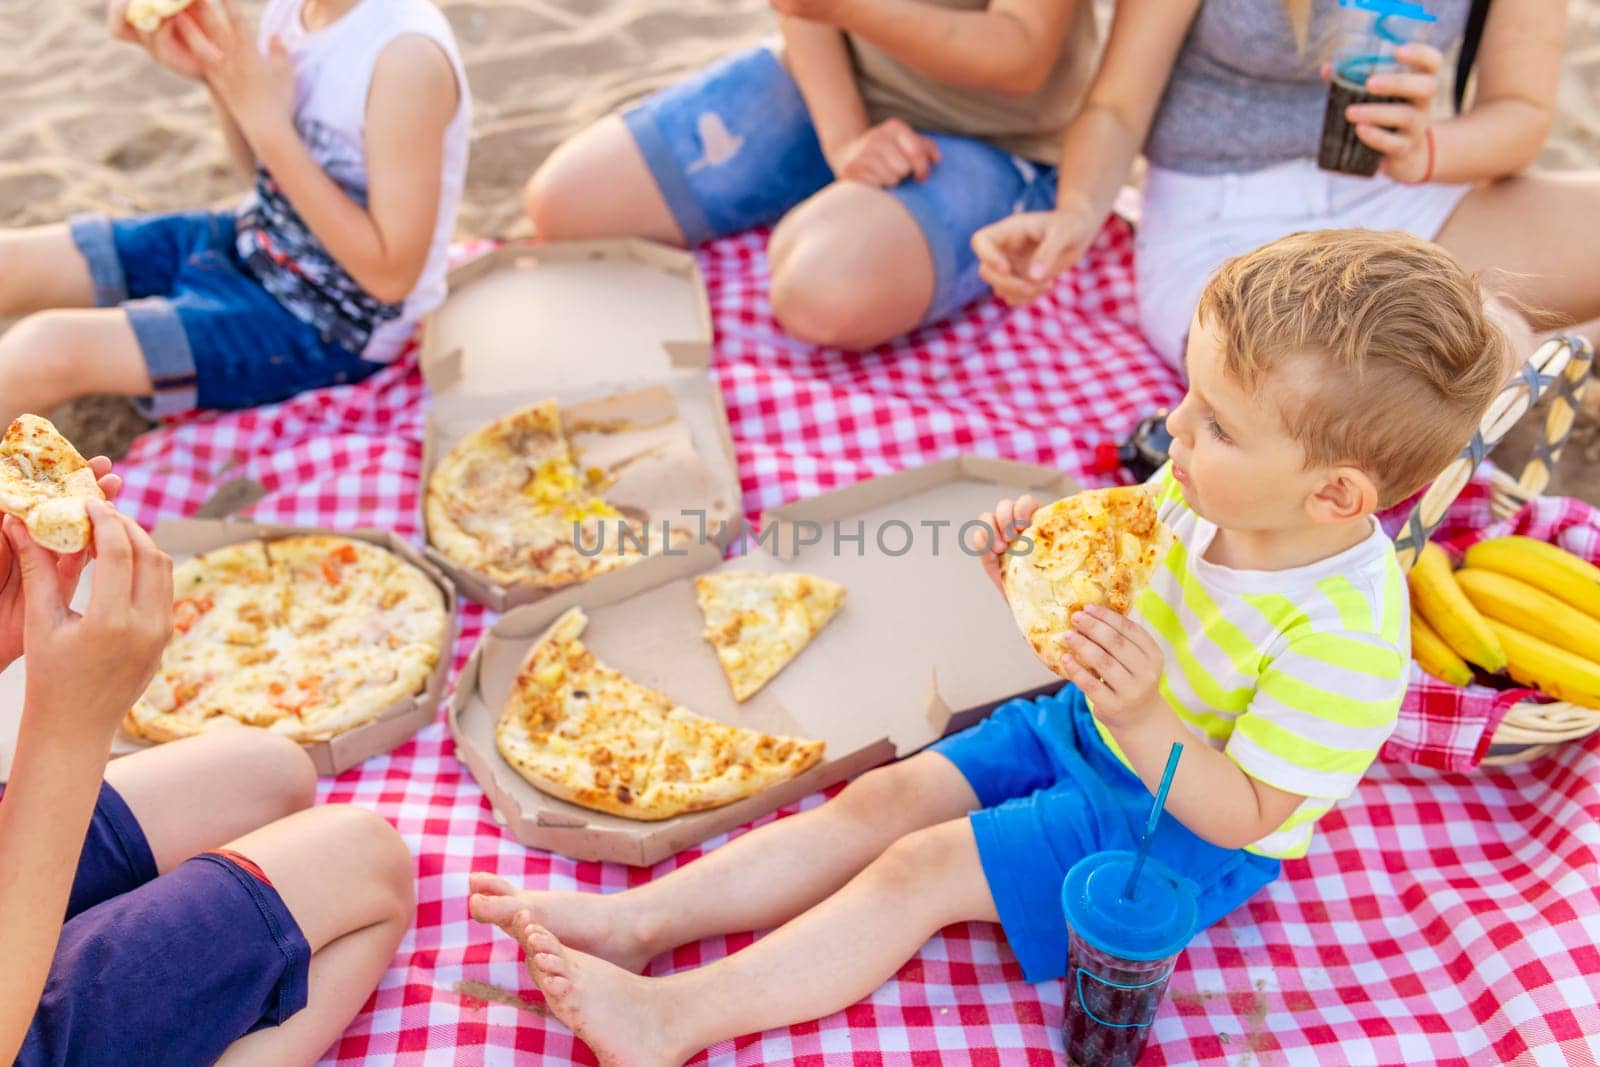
top-left (1061, 851), bottom-right (1199, 962)
top-left (1339, 0), bottom-right (1437, 23)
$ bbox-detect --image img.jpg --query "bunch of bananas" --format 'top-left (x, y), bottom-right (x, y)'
top-left (1407, 537), bottom-right (1600, 709)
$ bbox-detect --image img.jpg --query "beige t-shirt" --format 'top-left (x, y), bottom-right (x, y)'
top-left (847, 0), bottom-right (1098, 164)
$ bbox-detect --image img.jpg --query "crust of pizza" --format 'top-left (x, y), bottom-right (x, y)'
top-left (125, 535), bottom-right (448, 745)
top-left (426, 401), bottom-right (652, 590)
top-left (124, 0), bottom-right (201, 32)
top-left (1002, 485), bottom-right (1174, 671)
top-left (694, 571), bottom-right (847, 702)
top-left (0, 415), bottom-right (105, 554)
top-left (496, 608), bottom-right (826, 820)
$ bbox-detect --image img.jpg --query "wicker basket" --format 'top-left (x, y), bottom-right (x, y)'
top-left (1391, 334), bottom-right (1597, 767)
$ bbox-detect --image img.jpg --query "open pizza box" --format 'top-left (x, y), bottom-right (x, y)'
top-left (106, 506), bottom-right (461, 777)
top-left (449, 455), bottom-right (1081, 867)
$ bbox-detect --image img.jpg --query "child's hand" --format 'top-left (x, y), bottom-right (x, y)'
top-left (11, 502), bottom-right (173, 741)
top-left (1057, 605), bottom-right (1164, 729)
top-left (0, 457), bottom-right (123, 671)
top-left (827, 120), bottom-right (942, 188)
top-left (177, 0), bottom-right (297, 150)
top-left (977, 494), bottom-right (1039, 598)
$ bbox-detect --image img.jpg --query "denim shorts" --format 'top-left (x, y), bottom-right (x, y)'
top-left (4, 782), bottom-right (311, 1066)
top-left (622, 44), bottom-right (1059, 326)
top-left (933, 686), bottom-right (1281, 983)
top-left (69, 211), bottom-right (383, 418)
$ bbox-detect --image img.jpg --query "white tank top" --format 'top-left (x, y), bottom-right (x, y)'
top-left (236, 0), bottom-right (472, 362)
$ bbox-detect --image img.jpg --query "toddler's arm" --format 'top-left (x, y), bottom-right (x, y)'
top-left (179, 0), bottom-right (460, 304)
top-left (0, 507), bottom-right (173, 1063)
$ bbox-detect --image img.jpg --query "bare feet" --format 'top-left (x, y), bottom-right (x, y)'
top-left (467, 872), bottom-right (659, 973)
top-left (515, 916), bottom-right (692, 1067)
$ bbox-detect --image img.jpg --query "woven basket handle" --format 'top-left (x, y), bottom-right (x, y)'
top-left (1392, 334), bottom-right (1594, 573)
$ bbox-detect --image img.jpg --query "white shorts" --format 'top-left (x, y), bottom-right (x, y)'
top-left (1134, 159), bottom-right (1474, 368)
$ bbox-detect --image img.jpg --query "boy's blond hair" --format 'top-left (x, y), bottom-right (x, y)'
top-left (1198, 230), bottom-right (1508, 508)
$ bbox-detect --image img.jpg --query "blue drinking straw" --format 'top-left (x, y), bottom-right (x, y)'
top-left (1123, 742), bottom-right (1184, 900)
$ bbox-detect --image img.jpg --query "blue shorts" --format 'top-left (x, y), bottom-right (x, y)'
top-left (933, 686), bottom-right (1282, 983)
top-left (622, 45), bottom-right (1059, 326)
top-left (69, 211), bottom-right (382, 418)
top-left (2, 781), bottom-right (312, 1066)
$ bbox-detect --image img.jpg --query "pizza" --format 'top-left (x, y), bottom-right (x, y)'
top-left (1001, 485), bottom-right (1173, 671)
top-left (0, 415), bottom-right (105, 554)
top-left (694, 571), bottom-right (846, 701)
top-left (124, 0), bottom-right (200, 32)
top-left (496, 607), bottom-right (826, 821)
top-left (426, 400), bottom-right (671, 590)
top-left (125, 535), bottom-right (449, 745)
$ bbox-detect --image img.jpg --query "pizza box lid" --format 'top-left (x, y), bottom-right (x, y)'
top-left (447, 454), bottom-right (1080, 867)
top-left (111, 514), bottom-right (461, 777)
top-left (420, 380), bottom-right (743, 612)
top-left (419, 238), bottom-right (714, 397)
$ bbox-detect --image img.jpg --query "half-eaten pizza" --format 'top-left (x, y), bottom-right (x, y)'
top-left (0, 415), bottom-right (105, 554)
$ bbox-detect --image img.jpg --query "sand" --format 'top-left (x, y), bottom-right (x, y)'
top-left (5, 0), bottom-right (1600, 500)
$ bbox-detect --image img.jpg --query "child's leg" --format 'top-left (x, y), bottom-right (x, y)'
top-left (0, 308), bottom-right (152, 426)
top-left (470, 751), bottom-right (977, 972)
top-left (105, 729), bottom-right (318, 872)
top-left (516, 817), bottom-right (996, 1066)
top-left (0, 225), bottom-right (96, 314)
top-left (212, 805), bottom-right (415, 1067)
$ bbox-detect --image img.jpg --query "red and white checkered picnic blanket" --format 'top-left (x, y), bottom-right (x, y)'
top-left (113, 220), bottom-right (1600, 1065)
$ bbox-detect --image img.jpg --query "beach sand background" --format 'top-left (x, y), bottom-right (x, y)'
top-left (6, 0), bottom-right (1599, 501)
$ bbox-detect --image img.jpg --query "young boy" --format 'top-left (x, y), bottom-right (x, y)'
top-left (0, 480), bottom-right (416, 1065)
top-left (0, 0), bottom-right (470, 427)
top-left (467, 230), bottom-right (1507, 1064)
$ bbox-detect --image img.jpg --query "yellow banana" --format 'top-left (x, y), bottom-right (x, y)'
top-left (1463, 536), bottom-right (1600, 620)
top-left (1455, 568), bottom-right (1600, 665)
top-left (1408, 542), bottom-right (1507, 673)
top-left (1484, 618), bottom-right (1600, 710)
top-left (1409, 607), bottom-right (1473, 687)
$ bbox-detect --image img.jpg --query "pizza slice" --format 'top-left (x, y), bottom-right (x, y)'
top-left (0, 415), bottom-right (105, 553)
top-left (496, 608), bottom-right (825, 821)
top-left (1001, 484), bottom-right (1174, 672)
top-left (694, 571), bottom-right (847, 702)
top-left (124, 0), bottom-right (201, 32)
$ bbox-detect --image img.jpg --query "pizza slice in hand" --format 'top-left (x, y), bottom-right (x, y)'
top-left (0, 415), bottom-right (106, 554)
top-left (1001, 484), bottom-right (1173, 672)
top-left (694, 572), bottom-right (847, 702)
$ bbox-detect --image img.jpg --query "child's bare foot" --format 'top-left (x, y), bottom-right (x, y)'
top-left (515, 917), bottom-right (692, 1067)
top-left (468, 872), bottom-right (659, 973)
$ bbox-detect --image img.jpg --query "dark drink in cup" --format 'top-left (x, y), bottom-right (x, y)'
top-left (1060, 851), bottom-right (1198, 1067)
top-left (1318, 71), bottom-right (1404, 177)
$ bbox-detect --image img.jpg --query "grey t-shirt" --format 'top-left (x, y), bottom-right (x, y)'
top-left (1144, 0), bottom-right (1471, 174)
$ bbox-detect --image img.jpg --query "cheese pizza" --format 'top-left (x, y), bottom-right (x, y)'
top-left (0, 415), bottom-right (105, 554)
top-left (125, 535), bottom-right (449, 745)
top-left (694, 571), bottom-right (846, 702)
top-left (425, 400), bottom-right (661, 590)
top-left (496, 608), bottom-right (826, 821)
top-left (1002, 485), bottom-right (1173, 671)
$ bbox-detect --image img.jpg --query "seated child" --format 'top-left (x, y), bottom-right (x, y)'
top-left (0, 486), bottom-right (415, 1065)
top-left (0, 0), bottom-right (470, 428)
top-left (464, 230), bottom-right (1508, 1063)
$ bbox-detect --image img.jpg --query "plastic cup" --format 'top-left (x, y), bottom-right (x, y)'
top-left (1317, 0), bottom-right (1439, 176)
top-left (1061, 851), bottom-right (1198, 1067)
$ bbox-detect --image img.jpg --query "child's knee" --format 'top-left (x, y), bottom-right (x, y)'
top-left (322, 805), bottom-right (416, 919)
top-left (523, 156), bottom-right (588, 240)
top-left (1, 311), bottom-right (81, 374)
top-left (873, 823), bottom-right (965, 889)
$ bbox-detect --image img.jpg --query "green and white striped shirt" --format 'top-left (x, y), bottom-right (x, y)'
top-left (1098, 464), bottom-right (1408, 859)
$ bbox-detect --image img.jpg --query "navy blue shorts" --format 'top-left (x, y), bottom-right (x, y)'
top-left (3, 781), bottom-right (311, 1066)
top-left (68, 210), bottom-right (382, 418)
top-left (932, 686), bottom-right (1282, 983)
top-left (622, 45), bottom-right (1059, 326)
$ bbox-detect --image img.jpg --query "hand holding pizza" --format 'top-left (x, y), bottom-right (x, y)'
top-left (175, 0), bottom-right (296, 150)
top-left (977, 495), bottom-right (1040, 598)
top-left (1057, 605), bottom-right (1166, 730)
top-left (9, 502), bottom-right (173, 741)
top-left (0, 458), bottom-right (122, 671)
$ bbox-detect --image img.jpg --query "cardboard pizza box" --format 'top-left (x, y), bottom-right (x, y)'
top-left (419, 238), bottom-right (714, 395)
top-left (448, 455), bottom-right (1080, 867)
top-left (420, 381), bottom-right (743, 612)
top-left (110, 515), bottom-right (461, 777)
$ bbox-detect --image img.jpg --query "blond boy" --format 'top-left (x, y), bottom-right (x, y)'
top-left (469, 231), bottom-right (1507, 1065)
